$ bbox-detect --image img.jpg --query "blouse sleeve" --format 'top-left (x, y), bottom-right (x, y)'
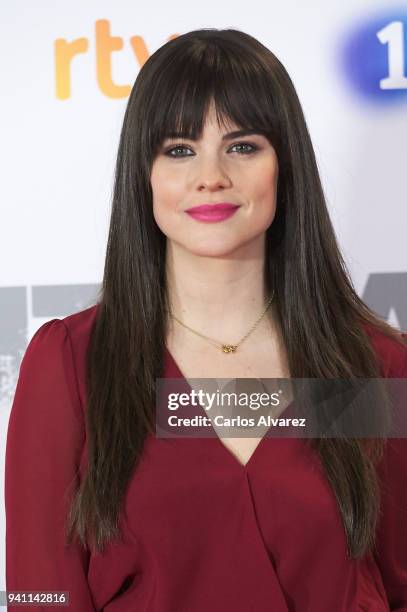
top-left (373, 333), bottom-right (407, 611)
top-left (5, 319), bottom-right (96, 611)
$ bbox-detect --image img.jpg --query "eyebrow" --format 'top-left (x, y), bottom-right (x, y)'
top-left (164, 129), bottom-right (262, 141)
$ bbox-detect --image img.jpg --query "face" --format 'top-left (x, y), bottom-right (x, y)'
top-left (150, 102), bottom-right (279, 259)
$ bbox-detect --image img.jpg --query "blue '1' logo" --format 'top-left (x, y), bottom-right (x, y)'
top-left (340, 8), bottom-right (407, 104)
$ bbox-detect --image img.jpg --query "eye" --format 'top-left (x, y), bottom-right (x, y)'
top-left (163, 141), bottom-right (259, 158)
top-left (164, 144), bottom-right (194, 157)
top-left (229, 142), bottom-right (258, 155)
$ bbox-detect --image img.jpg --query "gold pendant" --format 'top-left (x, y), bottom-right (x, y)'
top-left (221, 344), bottom-right (237, 353)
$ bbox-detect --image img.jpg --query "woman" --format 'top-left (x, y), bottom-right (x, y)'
top-left (5, 28), bottom-right (407, 611)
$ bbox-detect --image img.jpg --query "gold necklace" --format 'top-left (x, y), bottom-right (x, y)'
top-left (169, 289), bottom-right (275, 354)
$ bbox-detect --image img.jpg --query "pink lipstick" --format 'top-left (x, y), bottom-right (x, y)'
top-left (185, 202), bottom-right (240, 223)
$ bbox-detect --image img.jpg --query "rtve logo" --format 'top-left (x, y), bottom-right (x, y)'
top-left (55, 20), bottom-right (179, 100)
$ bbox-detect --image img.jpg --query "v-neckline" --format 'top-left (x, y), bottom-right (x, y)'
top-left (163, 346), bottom-right (291, 472)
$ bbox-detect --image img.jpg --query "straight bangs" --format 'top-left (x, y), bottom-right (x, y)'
top-left (142, 34), bottom-right (284, 167)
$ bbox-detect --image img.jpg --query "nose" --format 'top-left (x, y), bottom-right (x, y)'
top-left (194, 155), bottom-right (232, 192)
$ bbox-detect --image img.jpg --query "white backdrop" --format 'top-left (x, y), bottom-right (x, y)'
top-left (1, 0), bottom-right (406, 604)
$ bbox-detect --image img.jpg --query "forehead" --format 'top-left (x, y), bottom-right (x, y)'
top-left (163, 105), bottom-right (252, 141)
top-left (156, 92), bottom-right (267, 148)
top-left (163, 127), bottom-right (263, 144)
top-left (203, 101), bottom-right (240, 129)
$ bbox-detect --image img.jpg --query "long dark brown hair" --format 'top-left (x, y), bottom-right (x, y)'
top-left (66, 28), bottom-right (406, 559)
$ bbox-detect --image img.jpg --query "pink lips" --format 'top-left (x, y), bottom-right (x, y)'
top-left (185, 202), bottom-right (240, 223)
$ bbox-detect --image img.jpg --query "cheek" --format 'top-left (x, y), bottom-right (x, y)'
top-left (151, 177), bottom-right (183, 235)
top-left (253, 166), bottom-right (279, 214)
top-left (151, 171), bottom-right (184, 214)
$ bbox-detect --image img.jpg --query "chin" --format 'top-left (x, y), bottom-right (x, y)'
top-left (183, 240), bottom-right (247, 258)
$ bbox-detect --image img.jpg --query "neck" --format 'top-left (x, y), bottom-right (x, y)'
top-left (165, 240), bottom-right (276, 345)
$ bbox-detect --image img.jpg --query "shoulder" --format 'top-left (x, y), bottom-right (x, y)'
top-left (22, 304), bottom-right (100, 411)
top-left (361, 322), bottom-right (407, 378)
top-left (26, 304), bottom-right (99, 371)
top-left (60, 303), bottom-right (99, 348)
top-left (60, 303), bottom-right (99, 335)
top-left (28, 303), bottom-right (99, 344)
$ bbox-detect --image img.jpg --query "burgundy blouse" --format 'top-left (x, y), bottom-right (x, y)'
top-left (5, 304), bottom-right (407, 611)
